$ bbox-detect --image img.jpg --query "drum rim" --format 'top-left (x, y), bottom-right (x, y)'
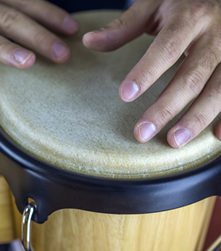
top-left (1, 126), bottom-right (220, 181)
top-left (1, 127), bottom-right (221, 223)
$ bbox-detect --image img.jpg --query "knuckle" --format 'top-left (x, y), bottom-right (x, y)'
top-left (190, 1), bottom-right (209, 19)
top-left (182, 69), bottom-right (204, 96)
top-left (209, 82), bottom-right (221, 100)
top-left (210, 34), bottom-right (221, 56)
top-left (33, 32), bottom-right (48, 47)
top-left (0, 40), bottom-right (15, 64)
top-left (200, 48), bottom-right (219, 70)
top-left (15, 0), bottom-right (31, 10)
top-left (0, 40), bottom-right (9, 52)
top-left (154, 37), bottom-right (180, 61)
top-left (0, 9), bottom-right (21, 32)
top-left (156, 105), bottom-right (174, 124)
top-left (188, 0), bottom-right (219, 22)
top-left (136, 68), bottom-right (154, 88)
top-left (110, 17), bottom-right (126, 29)
top-left (193, 112), bottom-right (207, 129)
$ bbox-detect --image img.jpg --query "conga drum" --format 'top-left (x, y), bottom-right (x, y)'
top-left (0, 10), bottom-right (221, 251)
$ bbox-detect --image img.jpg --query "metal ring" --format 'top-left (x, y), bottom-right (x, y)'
top-left (21, 201), bottom-right (37, 251)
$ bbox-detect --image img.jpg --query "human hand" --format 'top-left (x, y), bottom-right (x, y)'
top-left (0, 0), bottom-right (79, 69)
top-left (83, 0), bottom-right (221, 148)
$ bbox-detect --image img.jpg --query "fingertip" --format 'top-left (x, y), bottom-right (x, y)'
top-left (13, 49), bottom-right (36, 69)
top-left (52, 42), bottom-right (71, 63)
top-left (83, 30), bottom-right (110, 51)
top-left (55, 48), bottom-right (71, 63)
top-left (83, 27), bottom-right (129, 52)
top-left (167, 130), bottom-right (179, 149)
top-left (215, 121), bottom-right (221, 141)
top-left (167, 127), bottom-right (191, 149)
top-left (119, 82), bottom-right (140, 102)
top-left (23, 53), bottom-right (36, 68)
top-left (82, 31), bottom-right (95, 49)
top-left (63, 16), bottom-right (80, 35)
top-left (133, 123), bottom-right (142, 143)
top-left (134, 121), bottom-right (157, 143)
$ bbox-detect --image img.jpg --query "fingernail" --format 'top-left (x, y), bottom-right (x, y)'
top-left (53, 43), bottom-right (69, 58)
top-left (84, 29), bottom-right (104, 36)
top-left (121, 82), bottom-right (139, 101)
top-left (14, 49), bottom-right (32, 64)
top-left (174, 128), bottom-right (191, 147)
top-left (92, 28), bottom-right (104, 32)
top-left (63, 16), bottom-right (78, 34)
top-left (139, 122), bottom-right (156, 142)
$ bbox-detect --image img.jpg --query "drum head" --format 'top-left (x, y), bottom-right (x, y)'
top-left (0, 11), bottom-right (221, 223)
top-left (0, 10), bottom-right (220, 179)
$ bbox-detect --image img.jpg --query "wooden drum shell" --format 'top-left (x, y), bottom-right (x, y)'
top-left (10, 195), bottom-right (215, 251)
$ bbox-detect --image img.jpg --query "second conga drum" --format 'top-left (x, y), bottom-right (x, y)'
top-left (0, 10), bottom-right (221, 251)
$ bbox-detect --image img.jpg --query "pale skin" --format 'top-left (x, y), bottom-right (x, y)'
top-left (1, 0), bottom-right (221, 148)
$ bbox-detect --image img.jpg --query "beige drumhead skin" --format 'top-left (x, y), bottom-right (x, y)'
top-left (0, 10), bottom-right (220, 178)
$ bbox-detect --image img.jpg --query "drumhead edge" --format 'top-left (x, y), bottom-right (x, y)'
top-left (0, 128), bottom-right (221, 223)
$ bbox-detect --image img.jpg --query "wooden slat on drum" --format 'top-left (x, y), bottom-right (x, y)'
top-left (0, 174), bottom-right (15, 243)
top-left (196, 197), bottom-right (216, 251)
top-left (10, 193), bottom-right (22, 240)
top-left (19, 196), bottom-right (215, 251)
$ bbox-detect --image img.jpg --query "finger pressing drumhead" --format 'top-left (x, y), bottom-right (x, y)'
top-left (0, 3), bottom-right (71, 63)
top-left (0, 0), bottom-right (79, 35)
top-left (118, 10), bottom-right (207, 103)
top-left (167, 62), bottom-right (221, 148)
top-left (133, 33), bottom-right (221, 145)
top-left (0, 36), bottom-right (35, 69)
top-left (83, 0), bottom-right (161, 51)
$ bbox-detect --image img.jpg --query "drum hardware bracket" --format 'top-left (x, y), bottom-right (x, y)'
top-left (21, 201), bottom-right (37, 251)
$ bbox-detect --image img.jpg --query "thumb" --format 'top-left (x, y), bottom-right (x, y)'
top-left (83, 0), bottom-right (161, 52)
